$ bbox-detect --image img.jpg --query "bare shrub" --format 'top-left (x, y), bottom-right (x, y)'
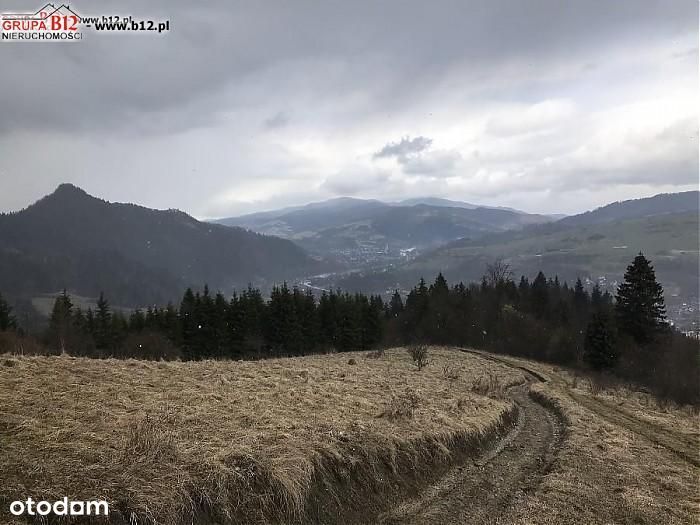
top-left (442, 364), bottom-right (460, 381)
top-left (485, 258), bottom-right (513, 287)
top-left (470, 373), bottom-right (505, 398)
top-left (571, 373), bottom-right (579, 389)
top-left (655, 395), bottom-right (673, 412)
top-left (122, 410), bottom-right (178, 462)
top-left (589, 373), bottom-right (619, 397)
top-left (407, 344), bottom-right (429, 370)
top-left (456, 397), bottom-right (468, 411)
top-left (378, 390), bottom-right (420, 421)
top-left (589, 378), bottom-right (603, 397)
top-left (0, 331), bottom-right (47, 356)
top-left (118, 332), bottom-right (181, 361)
top-left (366, 348), bottom-right (385, 359)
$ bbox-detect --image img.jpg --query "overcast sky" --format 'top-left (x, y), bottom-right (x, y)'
top-left (0, 0), bottom-right (697, 218)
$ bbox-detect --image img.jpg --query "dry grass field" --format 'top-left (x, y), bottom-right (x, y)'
top-left (2, 347), bottom-right (698, 525)
top-left (490, 356), bottom-right (700, 525)
top-left (0, 348), bottom-right (525, 524)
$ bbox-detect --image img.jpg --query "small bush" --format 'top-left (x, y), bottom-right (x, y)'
top-left (442, 364), bottom-right (460, 381)
top-left (347, 358), bottom-right (357, 365)
top-left (117, 332), bottom-right (181, 361)
top-left (122, 410), bottom-right (178, 462)
top-left (366, 348), bottom-right (385, 359)
top-left (470, 373), bottom-right (505, 398)
top-left (407, 344), bottom-right (429, 370)
top-left (588, 372), bottom-right (618, 397)
top-left (0, 331), bottom-right (47, 356)
top-left (378, 390), bottom-right (420, 421)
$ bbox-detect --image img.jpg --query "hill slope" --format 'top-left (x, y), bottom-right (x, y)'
top-left (410, 211), bottom-right (698, 289)
top-left (329, 211), bottom-right (698, 328)
top-left (217, 198), bottom-right (553, 261)
top-left (558, 191), bottom-right (698, 227)
top-left (0, 184), bottom-right (315, 306)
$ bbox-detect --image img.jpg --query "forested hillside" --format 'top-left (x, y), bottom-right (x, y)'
top-left (0, 184), bottom-right (316, 306)
top-left (1, 253), bottom-right (695, 404)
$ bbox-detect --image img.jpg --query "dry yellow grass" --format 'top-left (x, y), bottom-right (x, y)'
top-left (0, 347), bottom-right (524, 524)
top-left (488, 356), bottom-right (700, 525)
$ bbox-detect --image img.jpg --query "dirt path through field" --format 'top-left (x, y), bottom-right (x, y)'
top-left (566, 391), bottom-right (699, 467)
top-left (378, 368), bottom-right (565, 525)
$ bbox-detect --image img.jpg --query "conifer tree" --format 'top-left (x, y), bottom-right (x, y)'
top-left (162, 302), bottom-right (181, 347)
top-left (590, 284), bottom-right (603, 308)
top-left (47, 290), bottom-right (73, 351)
top-left (241, 285), bottom-right (266, 346)
top-left (110, 311), bottom-right (128, 352)
top-left (318, 291), bottom-right (339, 349)
top-left (129, 309), bottom-right (146, 333)
top-left (389, 290), bottom-right (404, 318)
top-left (179, 288), bottom-right (198, 359)
top-left (364, 295), bottom-right (384, 347)
top-left (573, 278), bottom-right (589, 313)
top-left (0, 292), bottom-right (16, 331)
top-left (615, 253), bottom-right (667, 344)
top-left (94, 292), bottom-right (112, 349)
top-left (226, 293), bottom-right (246, 358)
top-left (530, 272), bottom-right (548, 319)
top-left (584, 311), bottom-right (617, 370)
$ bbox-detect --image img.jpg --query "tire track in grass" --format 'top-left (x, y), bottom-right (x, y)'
top-left (378, 352), bottom-right (566, 525)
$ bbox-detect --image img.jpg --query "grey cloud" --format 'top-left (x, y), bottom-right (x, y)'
top-left (401, 150), bottom-right (463, 176)
top-left (0, 0), bottom-right (696, 217)
top-left (320, 168), bottom-right (391, 196)
top-left (264, 112), bottom-right (290, 130)
top-left (374, 136), bottom-right (433, 160)
top-left (0, 0), bottom-right (695, 137)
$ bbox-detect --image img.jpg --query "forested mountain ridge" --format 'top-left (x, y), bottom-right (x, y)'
top-left (326, 208), bottom-right (698, 330)
top-left (558, 191), bottom-right (698, 227)
top-left (216, 197), bottom-right (553, 257)
top-left (0, 184), bottom-right (316, 306)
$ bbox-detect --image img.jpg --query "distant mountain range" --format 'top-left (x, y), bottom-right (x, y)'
top-left (321, 191), bottom-right (699, 328)
top-left (558, 191), bottom-right (698, 227)
top-left (0, 184), bottom-right (316, 307)
top-left (215, 197), bottom-right (554, 260)
top-left (1, 185), bottom-right (696, 328)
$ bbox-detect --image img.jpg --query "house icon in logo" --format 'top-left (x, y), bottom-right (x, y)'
top-left (2, 3), bottom-right (82, 21)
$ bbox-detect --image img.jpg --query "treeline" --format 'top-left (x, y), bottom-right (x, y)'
top-left (31, 284), bottom-right (384, 360)
top-left (385, 254), bottom-right (697, 404)
top-left (0, 253), bottom-right (697, 404)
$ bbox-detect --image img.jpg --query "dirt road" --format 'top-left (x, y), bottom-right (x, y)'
top-left (379, 365), bottom-right (565, 525)
top-left (377, 349), bottom-right (699, 525)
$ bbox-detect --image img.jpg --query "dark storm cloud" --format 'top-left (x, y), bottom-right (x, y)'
top-left (0, 0), bottom-right (695, 136)
top-left (0, 0), bottom-right (697, 216)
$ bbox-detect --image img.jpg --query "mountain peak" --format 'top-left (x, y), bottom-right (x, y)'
top-left (25, 183), bottom-right (103, 214)
top-left (52, 183), bottom-right (90, 197)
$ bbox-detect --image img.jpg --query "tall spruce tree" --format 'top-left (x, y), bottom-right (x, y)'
top-left (0, 292), bottom-right (16, 331)
top-left (179, 288), bottom-right (198, 360)
top-left (573, 278), bottom-right (589, 313)
top-left (389, 290), bottom-right (404, 318)
top-left (615, 253), bottom-right (667, 344)
top-left (94, 292), bottom-right (112, 349)
top-left (530, 272), bottom-right (548, 319)
top-left (47, 290), bottom-right (73, 351)
top-left (583, 311), bottom-right (617, 370)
